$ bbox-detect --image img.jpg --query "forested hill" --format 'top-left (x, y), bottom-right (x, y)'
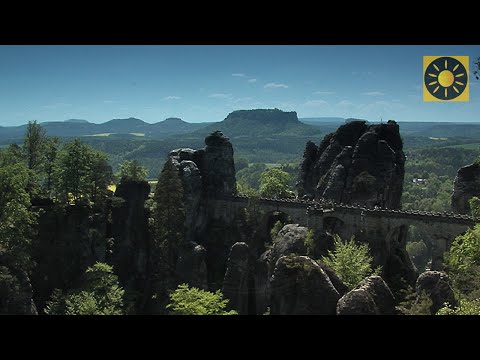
top-left (195, 109), bottom-right (323, 138)
top-left (0, 117), bottom-right (211, 141)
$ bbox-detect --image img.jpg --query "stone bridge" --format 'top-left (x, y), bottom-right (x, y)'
top-left (213, 195), bottom-right (475, 270)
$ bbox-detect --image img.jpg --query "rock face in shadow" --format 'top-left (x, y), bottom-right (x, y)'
top-left (270, 255), bottom-right (340, 315)
top-left (30, 202), bottom-right (109, 312)
top-left (222, 242), bottom-right (251, 315)
top-left (175, 241), bottom-right (208, 290)
top-left (297, 120), bottom-right (405, 209)
top-left (0, 249), bottom-right (37, 315)
top-left (269, 224), bottom-right (308, 269)
top-left (168, 131), bottom-right (238, 290)
top-left (202, 131), bottom-right (237, 198)
top-left (336, 275), bottom-right (395, 315)
top-left (416, 271), bottom-right (457, 314)
top-left (451, 163), bottom-right (480, 214)
top-left (337, 289), bottom-right (379, 315)
top-left (111, 180), bottom-right (151, 294)
top-left (297, 121), bottom-right (416, 295)
top-left (360, 275), bottom-right (395, 314)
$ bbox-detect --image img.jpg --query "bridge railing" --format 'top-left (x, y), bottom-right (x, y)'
top-left (228, 195), bottom-right (475, 225)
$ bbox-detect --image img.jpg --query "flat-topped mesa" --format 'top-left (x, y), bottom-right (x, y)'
top-left (297, 120), bottom-right (405, 209)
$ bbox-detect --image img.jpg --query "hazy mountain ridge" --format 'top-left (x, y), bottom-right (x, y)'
top-left (0, 117), bottom-right (211, 141)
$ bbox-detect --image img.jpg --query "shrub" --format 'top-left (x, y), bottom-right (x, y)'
top-left (166, 283), bottom-right (237, 315)
top-left (321, 234), bottom-right (380, 289)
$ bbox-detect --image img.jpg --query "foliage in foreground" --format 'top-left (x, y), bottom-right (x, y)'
top-left (444, 223), bottom-right (480, 297)
top-left (166, 283), bottom-right (237, 315)
top-left (45, 262), bottom-right (124, 315)
top-left (437, 298), bottom-right (480, 315)
top-left (321, 235), bottom-right (380, 290)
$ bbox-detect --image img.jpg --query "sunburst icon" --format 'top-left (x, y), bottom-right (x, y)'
top-left (424, 56), bottom-right (469, 102)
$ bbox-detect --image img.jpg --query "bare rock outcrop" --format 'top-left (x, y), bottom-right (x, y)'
top-left (337, 275), bottom-right (395, 315)
top-left (270, 255), bottom-right (340, 315)
top-left (297, 120), bottom-right (405, 209)
top-left (416, 271), bottom-right (457, 314)
top-left (451, 163), bottom-right (480, 214)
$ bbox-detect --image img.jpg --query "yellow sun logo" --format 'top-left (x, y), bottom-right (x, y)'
top-left (423, 56), bottom-right (469, 102)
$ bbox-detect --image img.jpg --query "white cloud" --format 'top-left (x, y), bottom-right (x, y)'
top-left (313, 91), bottom-right (335, 95)
top-left (103, 100), bottom-right (116, 104)
top-left (248, 78), bottom-right (257, 83)
top-left (208, 93), bottom-right (232, 99)
top-left (162, 96), bottom-right (181, 100)
top-left (232, 73), bottom-right (246, 77)
top-left (337, 100), bottom-right (354, 107)
top-left (233, 97), bottom-right (253, 103)
top-left (264, 82), bottom-right (289, 89)
top-left (304, 99), bottom-right (329, 107)
top-left (42, 103), bottom-right (71, 109)
top-left (362, 91), bottom-right (385, 96)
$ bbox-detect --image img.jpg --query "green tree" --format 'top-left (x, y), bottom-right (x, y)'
top-left (42, 137), bottom-right (59, 195)
top-left (117, 160), bottom-right (148, 182)
top-left (444, 224), bottom-right (480, 297)
top-left (321, 234), bottom-right (380, 290)
top-left (23, 120), bottom-right (46, 171)
top-left (45, 262), bottom-right (124, 315)
top-left (406, 240), bottom-right (428, 272)
top-left (236, 180), bottom-right (259, 196)
top-left (153, 159), bottom-right (185, 269)
top-left (437, 298), bottom-right (480, 315)
top-left (235, 157), bottom-right (249, 172)
top-left (304, 229), bottom-right (315, 256)
top-left (270, 220), bottom-right (284, 241)
top-left (259, 168), bottom-right (294, 199)
top-left (88, 151), bottom-right (112, 203)
top-left (166, 283), bottom-right (237, 315)
top-left (469, 196), bottom-right (480, 221)
top-left (0, 161), bottom-right (36, 269)
top-left (53, 138), bottom-right (96, 204)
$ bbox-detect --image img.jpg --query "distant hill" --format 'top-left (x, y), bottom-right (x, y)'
top-left (300, 117), bottom-right (345, 123)
top-left (64, 119), bottom-right (89, 124)
top-left (0, 117), bottom-right (211, 142)
top-left (197, 109), bottom-right (323, 138)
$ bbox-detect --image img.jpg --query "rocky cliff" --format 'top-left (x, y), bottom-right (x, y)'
top-left (168, 131), bottom-right (238, 290)
top-left (451, 163), bottom-right (480, 214)
top-left (297, 120), bottom-right (405, 209)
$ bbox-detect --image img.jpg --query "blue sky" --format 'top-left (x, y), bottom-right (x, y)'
top-left (0, 45), bottom-right (479, 126)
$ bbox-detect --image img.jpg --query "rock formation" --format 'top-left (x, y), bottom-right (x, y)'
top-left (175, 241), bottom-right (208, 290)
top-left (270, 255), bottom-right (340, 315)
top-left (337, 289), bottom-right (379, 315)
top-left (168, 131), bottom-right (238, 290)
top-left (416, 271), bottom-right (457, 314)
top-left (30, 202), bottom-right (109, 312)
top-left (451, 162), bottom-right (480, 214)
top-left (222, 242), bottom-right (251, 315)
top-left (297, 120), bottom-right (405, 209)
top-left (337, 275), bottom-right (395, 315)
top-left (111, 180), bottom-right (151, 286)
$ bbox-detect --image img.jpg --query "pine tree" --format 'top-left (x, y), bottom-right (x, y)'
top-left (153, 159), bottom-right (185, 271)
top-left (23, 120), bottom-right (46, 171)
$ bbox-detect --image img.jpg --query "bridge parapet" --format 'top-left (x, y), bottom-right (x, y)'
top-left (230, 195), bottom-right (475, 226)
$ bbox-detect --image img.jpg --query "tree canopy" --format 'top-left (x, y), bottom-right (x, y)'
top-left (259, 168), bottom-right (294, 199)
top-left (45, 262), bottom-right (124, 315)
top-left (166, 283), bottom-right (237, 315)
